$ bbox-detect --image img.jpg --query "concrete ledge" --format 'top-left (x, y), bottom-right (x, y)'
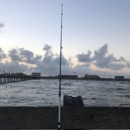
top-left (0, 106), bottom-right (130, 129)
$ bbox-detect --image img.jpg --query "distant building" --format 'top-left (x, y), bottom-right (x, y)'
top-left (84, 74), bottom-right (99, 79)
top-left (115, 76), bottom-right (124, 80)
top-left (32, 72), bottom-right (41, 79)
top-left (58, 75), bottom-right (78, 79)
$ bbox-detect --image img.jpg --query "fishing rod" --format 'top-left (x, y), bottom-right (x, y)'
top-left (58, 4), bottom-right (63, 130)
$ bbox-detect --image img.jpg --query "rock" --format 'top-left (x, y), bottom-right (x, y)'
top-left (63, 95), bottom-right (84, 106)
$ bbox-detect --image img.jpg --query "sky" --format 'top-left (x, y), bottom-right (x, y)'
top-left (0, 0), bottom-right (130, 78)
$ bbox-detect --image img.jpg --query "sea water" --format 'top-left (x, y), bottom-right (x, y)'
top-left (0, 79), bottom-right (130, 106)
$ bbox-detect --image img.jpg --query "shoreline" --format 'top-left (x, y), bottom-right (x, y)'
top-left (39, 77), bottom-right (130, 81)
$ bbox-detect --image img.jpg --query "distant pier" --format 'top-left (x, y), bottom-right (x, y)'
top-left (0, 73), bottom-right (32, 84)
top-left (0, 73), bottom-right (130, 84)
top-left (40, 76), bottom-right (130, 81)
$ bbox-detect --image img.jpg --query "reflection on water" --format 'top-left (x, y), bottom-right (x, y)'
top-left (0, 79), bottom-right (130, 106)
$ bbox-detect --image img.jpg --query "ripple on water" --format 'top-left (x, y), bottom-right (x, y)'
top-left (0, 80), bottom-right (130, 107)
top-left (116, 88), bottom-right (125, 90)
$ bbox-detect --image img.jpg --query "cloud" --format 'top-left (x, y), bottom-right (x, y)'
top-left (0, 22), bottom-right (4, 28)
top-left (0, 61), bottom-right (29, 73)
top-left (34, 44), bottom-right (71, 75)
top-left (0, 48), bottom-right (7, 61)
top-left (117, 57), bottom-right (127, 62)
top-left (76, 50), bottom-right (93, 62)
top-left (105, 63), bottom-right (126, 70)
top-left (77, 44), bottom-right (127, 70)
top-left (126, 63), bottom-right (130, 67)
top-left (7, 44), bottom-right (71, 75)
top-left (94, 44), bottom-right (108, 59)
top-left (8, 48), bottom-right (22, 62)
top-left (8, 48), bottom-right (42, 64)
top-left (93, 44), bottom-right (126, 70)
top-left (0, 44), bottom-right (130, 77)
top-left (72, 64), bottom-right (91, 75)
top-left (94, 53), bottom-right (116, 68)
top-left (19, 48), bottom-right (42, 64)
top-left (43, 44), bottom-right (52, 51)
top-left (69, 63), bottom-right (114, 78)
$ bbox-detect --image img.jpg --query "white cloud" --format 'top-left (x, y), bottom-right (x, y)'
top-left (0, 48), bottom-right (6, 61)
top-left (76, 44), bottom-right (128, 70)
top-left (0, 61), bottom-right (29, 73)
top-left (8, 48), bottom-right (42, 64)
top-left (0, 22), bottom-right (4, 28)
top-left (0, 44), bottom-right (130, 77)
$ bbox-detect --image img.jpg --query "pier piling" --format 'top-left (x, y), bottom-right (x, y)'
top-left (0, 74), bottom-right (32, 84)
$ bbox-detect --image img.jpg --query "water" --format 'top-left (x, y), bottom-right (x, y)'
top-left (0, 79), bottom-right (130, 106)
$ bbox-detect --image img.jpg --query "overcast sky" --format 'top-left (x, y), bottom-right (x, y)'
top-left (0, 0), bottom-right (130, 78)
